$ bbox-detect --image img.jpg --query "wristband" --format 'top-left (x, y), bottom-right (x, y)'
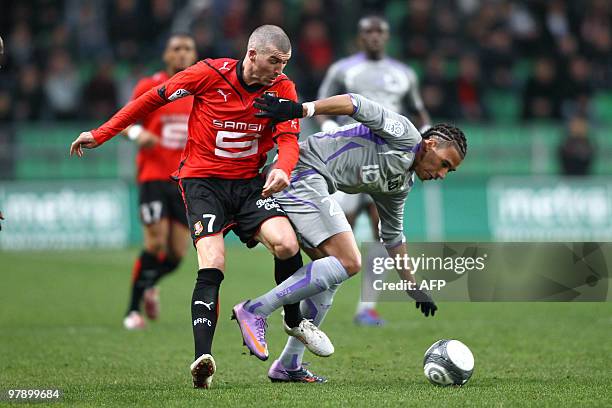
top-left (303, 102), bottom-right (316, 118)
top-left (127, 125), bottom-right (143, 141)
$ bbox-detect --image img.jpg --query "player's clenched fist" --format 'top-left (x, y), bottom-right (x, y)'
top-left (262, 168), bottom-right (289, 198)
top-left (70, 131), bottom-right (99, 157)
top-left (254, 94), bottom-right (304, 123)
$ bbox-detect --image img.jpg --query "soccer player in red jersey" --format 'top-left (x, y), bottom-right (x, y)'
top-left (122, 34), bottom-right (197, 331)
top-left (70, 25), bottom-right (334, 388)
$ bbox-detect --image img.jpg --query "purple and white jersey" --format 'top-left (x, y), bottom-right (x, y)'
top-left (318, 52), bottom-right (424, 118)
top-left (296, 94), bottom-right (422, 245)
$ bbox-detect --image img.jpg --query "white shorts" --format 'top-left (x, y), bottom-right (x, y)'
top-left (274, 171), bottom-right (352, 248)
top-left (331, 191), bottom-right (373, 215)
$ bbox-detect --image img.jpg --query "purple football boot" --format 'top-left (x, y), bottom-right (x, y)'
top-left (231, 300), bottom-right (269, 361)
top-left (268, 359), bottom-right (327, 383)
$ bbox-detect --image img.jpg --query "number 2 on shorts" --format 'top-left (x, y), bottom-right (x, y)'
top-left (321, 197), bottom-right (343, 217)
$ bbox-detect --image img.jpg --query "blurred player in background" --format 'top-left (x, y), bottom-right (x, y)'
top-left (249, 92), bottom-right (462, 382)
top-left (70, 25), bottom-right (332, 389)
top-left (121, 34), bottom-right (197, 331)
top-left (317, 16), bottom-right (431, 326)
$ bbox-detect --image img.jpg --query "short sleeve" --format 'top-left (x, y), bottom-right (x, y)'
top-left (350, 93), bottom-right (421, 151)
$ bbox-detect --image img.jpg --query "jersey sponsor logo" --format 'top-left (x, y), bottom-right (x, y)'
top-left (212, 119), bottom-right (264, 132)
top-left (216, 88), bottom-right (231, 102)
top-left (194, 220), bottom-right (203, 236)
top-left (387, 174), bottom-right (404, 191)
top-left (383, 118), bottom-right (405, 137)
top-left (256, 197), bottom-right (283, 212)
top-left (168, 88), bottom-right (191, 101)
top-left (219, 61), bottom-right (231, 71)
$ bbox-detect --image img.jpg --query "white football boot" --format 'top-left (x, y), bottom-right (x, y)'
top-left (283, 319), bottom-right (334, 357)
top-left (190, 354), bottom-right (216, 389)
top-left (123, 311), bottom-right (146, 330)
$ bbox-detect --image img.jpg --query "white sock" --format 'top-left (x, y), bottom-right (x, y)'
top-left (279, 283), bottom-right (340, 369)
top-left (246, 257), bottom-right (349, 317)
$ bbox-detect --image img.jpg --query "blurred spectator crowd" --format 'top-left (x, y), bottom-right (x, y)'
top-left (0, 0), bottom-right (611, 125)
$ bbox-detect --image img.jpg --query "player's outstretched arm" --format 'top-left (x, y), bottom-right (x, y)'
top-left (254, 94), bottom-right (354, 122)
top-left (386, 242), bottom-right (438, 317)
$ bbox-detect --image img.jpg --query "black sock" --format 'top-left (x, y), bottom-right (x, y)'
top-left (192, 268), bottom-right (224, 360)
top-left (127, 251), bottom-right (160, 314)
top-left (275, 252), bottom-right (303, 328)
top-left (150, 257), bottom-right (182, 286)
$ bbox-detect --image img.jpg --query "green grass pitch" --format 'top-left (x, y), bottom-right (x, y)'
top-left (1, 248), bottom-right (611, 407)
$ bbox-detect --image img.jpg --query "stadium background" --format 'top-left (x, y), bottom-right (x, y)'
top-left (1, 2), bottom-right (611, 406)
top-left (1, 0), bottom-right (611, 248)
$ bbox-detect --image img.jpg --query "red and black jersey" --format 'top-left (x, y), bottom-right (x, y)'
top-left (132, 71), bottom-right (193, 183)
top-left (91, 58), bottom-right (300, 180)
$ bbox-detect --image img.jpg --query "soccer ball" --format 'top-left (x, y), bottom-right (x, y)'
top-left (423, 339), bottom-right (474, 386)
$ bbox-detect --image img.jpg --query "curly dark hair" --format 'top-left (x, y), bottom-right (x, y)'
top-left (422, 124), bottom-right (467, 158)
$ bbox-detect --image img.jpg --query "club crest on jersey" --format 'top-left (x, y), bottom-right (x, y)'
top-left (383, 118), bottom-right (405, 137)
top-left (194, 221), bottom-right (203, 236)
top-left (264, 91), bottom-right (278, 97)
top-left (168, 88), bottom-right (191, 101)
